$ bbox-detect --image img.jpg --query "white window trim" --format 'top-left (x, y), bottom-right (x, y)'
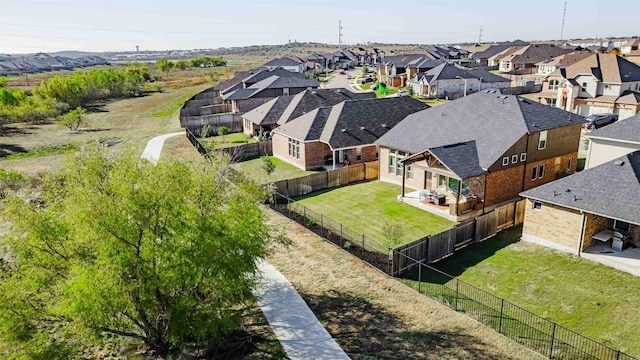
top-left (520, 153), bottom-right (527, 162)
top-left (539, 164), bottom-right (545, 179)
top-left (511, 154), bottom-right (518, 164)
top-left (538, 131), bottom-right (547, 150)
top-left (533, 201), bottom-right (542, 211)
top-left (502, 157), bottom-right (509, 166)
top-left (567, 158), bottom-right (572, 172)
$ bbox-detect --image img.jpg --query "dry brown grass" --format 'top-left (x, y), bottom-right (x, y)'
top-left (160, 134), bottom-right (201, 163)
top-left (265, 209), bottom-right (543, 360)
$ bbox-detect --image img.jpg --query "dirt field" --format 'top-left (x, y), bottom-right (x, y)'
top-left (265, 210), bottom-right (543, 360)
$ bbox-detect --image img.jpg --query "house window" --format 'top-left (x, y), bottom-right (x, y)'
top-left (511, 154), bottom-right (518, 164)
top-left (520, 153), bottom-right (527, 162)
top-left (533, 201), bottom-right (542, 211)
top-left (295, 143), bottom-right (300, 159)
top-left (407, 165), bottom-right (414, 179)
top-left (547, 98), bottom-right (557, 106)
top-left (438, 175), bottom-right (447, 189)
top-left (549, 79), bottom-right (559, 90)
top-left (288, 138), bottom-right (293, 156)
top-left (604, 84), bottom-right (612, 90)
top-left (502, 157), bottom-right (509, 166)
top-left (581, 82), bottom-right (587, 92)
top-left (538, 130), bottom-right (547, 150)
top-left (539, 164), bottom-right (545, 179)
top-left (396, 160), bottom-right (404, 176)
top-left (388, 153), bottom-right (396, 174)
top-left (531, 166), bottom-right (538, 181)
top-left (567, 158), bottom-right (573, 172)
top-left (448, 177), bottom-right (459, 193)
top-left (356, 147), bottom-right (362, 161)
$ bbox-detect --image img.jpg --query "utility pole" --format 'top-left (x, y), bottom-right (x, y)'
top-left (560, 0), bottom-right (567, 41)
top-left (21, 56), bottom-right (29, 86)
top-left (338, 20), bottom-right (343, 50)
top-left (478, 25), bottom-right (483, 44)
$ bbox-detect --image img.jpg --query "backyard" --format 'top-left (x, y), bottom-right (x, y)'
top-left (293, 181), bottom-right (454, 246)
top-left (403, 225), bottom-right (640, 357)
top-left (232, 155), bottom-right (317, 183)
top-left (199, 132), bottom-right (256, 149)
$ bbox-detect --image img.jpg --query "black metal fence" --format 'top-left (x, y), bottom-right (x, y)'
top-left (395, 252), bottom-right (637, 360)
top-left (271, 192), bottom-right (391, 273)
top-left (186, 129), bottom-right (272, 163)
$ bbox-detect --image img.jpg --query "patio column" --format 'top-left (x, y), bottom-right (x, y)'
top-left (332, 149), bottom-right (336, 170)
top-left (401, 161), bottom-right (406, 198)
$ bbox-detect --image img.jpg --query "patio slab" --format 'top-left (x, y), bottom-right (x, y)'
top-left (582, 243), bottom-right (640, 276)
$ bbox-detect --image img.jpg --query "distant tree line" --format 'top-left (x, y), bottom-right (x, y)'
top-left (0, 65), bottom-right (156, 125)
top-left (157, 56), bottom-right (226, 78)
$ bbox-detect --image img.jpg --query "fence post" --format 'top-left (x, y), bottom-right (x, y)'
top-left (362, 234), bottom-right (365, 257)
top-left (549, 323), bottom-right (556, 359)
top-left (321, 214), bottom-right (324, 236)
top-left (454, 279), bottom-right (460, 311)
top-left (498, 299), bottom-right (504, 334)
top-left (340, 223), bottom-right (343, 246)
top-left (418, 262), bottom-right (422, 293)
top-left (388, 248), bottom-right (392, 275)
top-left (303, 206), bottom-right (306, 225)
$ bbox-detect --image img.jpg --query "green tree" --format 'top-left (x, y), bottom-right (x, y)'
top-left (175, 60), bottom-right (189, 71)
top-left (0, 77), bottom-right (7, 88)
top-left (261, 156), bottom-right (276, 179)
top-left (1, 147), bottom-right (279, 357)
top-left (59, 106), bottom-right (87, 131)
top-left (362, 66), bottom-right (369, 75)
top-left (217, 125), bottom-right (230, 142)
top-left (157, 58), bottom-right (173, 80)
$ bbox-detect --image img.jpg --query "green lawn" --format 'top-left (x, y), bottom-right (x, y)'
top-left (380, 87), bottom-right (399, 97)
top-left (200, 132), bottom-right (256, 149)
top-left (412, 96), bottom-right (449, 107)
top-left (360, 83), bottom-right (372, 90)
top-left (294, 181), bottom-right (454, 246)
top-left (519, 92), bottom-right (541, 102)
top-left (232, 156), bottom-right (316, 183)
top-left (416, 225), bottom-right (640, 357)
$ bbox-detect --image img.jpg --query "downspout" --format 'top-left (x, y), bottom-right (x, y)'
top-left (482, 174), bottom-right (488, 214)
top-left (401, 160), bottom-right (406, 198)
top-left (577, 211), bottom-right (587, 257)
top-left (332, 149), bottom-right (336, 170)
top-left (521, 134), bottom-right (531, 192)
top-left (456, 179), bottom-right (461, 217)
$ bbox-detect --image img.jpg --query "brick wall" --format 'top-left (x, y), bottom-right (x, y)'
top-left (581, 213), bottom-right (614, 250)
top-left (484, 165), bottom-right (525, 207)
top-left (303, 141), bottom-right (332, 170)
top-left (343, 145), bottom-right (378, 165)
top-left (378, 147), bottom-right (424, 189)
top-left (522, 199), bottom-right (583, 253)
top-left (523, 153), bottom-right (577, 191)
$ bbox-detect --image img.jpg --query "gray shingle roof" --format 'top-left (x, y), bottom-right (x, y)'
top-left (587, 112), bottom-right (640, 144)
top-left (376, 91), bottom-right (584, 173)
top-left (429, 141), bottom-right (486, 178)
top-left (415, 64), bottom-right (509, 84)
top-left (243, 88), bottom-right (375, 126)
top-left (520, 150), bottom-right (640, 225)
top-left (273, 97), bottom-right (428, 149)
top-left (263, 57), bottom-right (303, 67)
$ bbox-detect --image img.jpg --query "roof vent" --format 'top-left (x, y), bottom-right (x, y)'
top-left (565, 189), bottom-right (571, 193)
top-left (381, 123), bottom-right (388, 128)
top-left (614, 160), bottom-right (625, 166)
top-left (336, 89), bottom-right (342, 93)
top-left (573, 195), bottom-right (580, 201)
top-left (553, 190), bottom-right (559, 196)
top-left (360, 126), bottom-right (366, 130)
top-left (340, 128), bottom-right (346, 132)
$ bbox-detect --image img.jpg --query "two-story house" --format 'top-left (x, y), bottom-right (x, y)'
top-left (375, 90), bottom-right (584, 222)
top-left (262, 57), bottom-right (306, 73)
top-left (543, 54), bottom-right (640, 119)
top-left (498, 44), bottom-right (573, 73)
top-left (408, 63), bottom-right (510, 98)
top-left (377, 54), bottom-right (443, 87)
top-left (535, 51), bottom-right (592, 75)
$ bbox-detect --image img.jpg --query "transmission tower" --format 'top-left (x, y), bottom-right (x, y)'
top-left (338, 20), bottom-right (343, 49)
top-left (478, 25), bottom-right (483, 44)
top-left (560, 0), bottom-right (567, 41)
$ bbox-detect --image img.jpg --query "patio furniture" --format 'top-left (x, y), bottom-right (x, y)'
top-left (592, 229), bottom-right (614, 243)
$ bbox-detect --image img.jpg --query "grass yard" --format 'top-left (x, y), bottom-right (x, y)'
top-left (380, 87), bottom-right (399, 97)
top-left (294, 181), bottom-right (454, 246)
top-left (519, 92), bottom-right (541, 102)
top-left (232, 156), bottom-right (317, 183)
top-left (199, 132), bottom-right (256, 149)
top-left (421, 226), bottom-right (640, 356)
top-left (265, 211), bottom-right (541, 359)
top-left (413, 97), bottom-right (449, 107)
top-left (360, 83), bottom-right (372, 90)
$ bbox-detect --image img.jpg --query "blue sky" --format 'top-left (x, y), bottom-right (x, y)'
top-left (0, 0), bottom-right (638, 53)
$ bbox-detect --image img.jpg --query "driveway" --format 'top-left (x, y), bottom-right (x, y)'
top-left (323, 69), bottom-right (363, 92)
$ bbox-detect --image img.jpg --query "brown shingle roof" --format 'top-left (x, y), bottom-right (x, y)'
top-left (552, 53), bottom-right (640, 83)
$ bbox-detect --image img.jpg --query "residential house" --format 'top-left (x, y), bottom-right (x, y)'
top-left (366, 47), bottom-right (385, 65)
top-left (271, 97), bottom-right (428, 170)
top-left (378, 54), bottom-right (443, 87)
top-left (621, 38), bottom-right (640, 54)
top-left (220, 68), bottom-right (319, 113)
top-left (542, 54), bottom-right (640, 118)
top-left (375, 91), bottom-right (584, 222)
top-left (519, 151), bottom-right (640, 275)
top-left (241, 88), bottom-right (375, 136)
top-left (488, 46), bottom-right (524, 67)
top-left (498, 44), bottom-right (572, 72)
top-left (305, 53), bottom-right (329, 69)
top-left (468, 41), bottom-right (529, 67)
top-left (535, 51), bottom-right (592, 75)
top-left (585, 113), bottom-right (640, 169)
top-left (262, 57), bottom-right (305, 73)
top-left (408, 63), bottom-right (510, 98)
top-left (331, 49), bottom-right (359, 68)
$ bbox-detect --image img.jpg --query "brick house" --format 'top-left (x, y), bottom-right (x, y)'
top-left (375, 90), bottom-right (584, 221)
top-left (271, 97), bottom-right (428, 170)
top-left (241, 88), bottom-right (375, 136)
top-left (519, 151), bottom-right (640, 275)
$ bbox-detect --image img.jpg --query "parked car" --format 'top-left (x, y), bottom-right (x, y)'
top-left (360, 78), bottom-right (374, 84)
top-left (346, 75), bottom-right (352, 80)
top-left (584, 113), bottom-right (618, 130)
top-left (397, 90), bottom-right (409, 97)
top-left (339, 70), bottom-right (346, 75)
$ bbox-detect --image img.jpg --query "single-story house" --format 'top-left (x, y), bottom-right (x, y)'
top-left (408, 63), bottom-right (510, 98)
top-left (585, 112), bottom-right (640, 169)
top-left (271, 97), bottom-right (428, 170)
top-left (375, 90), bottom-right (585, 221)
top-left (520, 151), bottom-right (640, 273)
top-left (241, 88), bottom-right (375, 136)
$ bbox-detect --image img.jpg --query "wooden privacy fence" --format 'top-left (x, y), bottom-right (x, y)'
top-left (392, 199), bottom-right (526, 275)
top-left (217, 141), bottom-right (272, 163)
top-left (272, 161), bottom-right (379, 198)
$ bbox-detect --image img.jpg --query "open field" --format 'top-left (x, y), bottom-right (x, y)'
top-left (265, 210), bottom-right (542, 359)
top-left (409, 226), bottom-right (640, 357)
top-left (232, 156), bottom-right (317, 183)
top-left (294, 181), bottom-right (454, 245)
top-left (0, 84), bottom-right (210, 175)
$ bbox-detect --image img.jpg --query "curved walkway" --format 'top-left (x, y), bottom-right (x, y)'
top-left (141, 132), bottom-right (349, 360)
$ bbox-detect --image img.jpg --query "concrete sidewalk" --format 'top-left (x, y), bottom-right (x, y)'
top-left (141, 133), bottom-right (350, 359)
top-left (253, 260), bottom-right (350, 360)
top-left (141, 131), bottom-right (184, 163)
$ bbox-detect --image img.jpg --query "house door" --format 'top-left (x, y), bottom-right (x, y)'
top-left (424, 171), bottom-right (432, 189)
top-left (338, 150), bottom-right (345, 163)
